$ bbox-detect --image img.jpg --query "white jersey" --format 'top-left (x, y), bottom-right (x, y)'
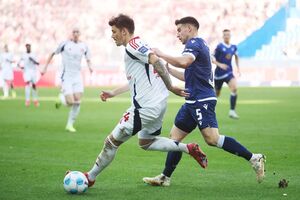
top-left (125, 36), bottom-right (169, 108)
top-left (0, 52), bottom-right (14, 72)
top-left (20, 52), bottom-right (38, 72)
top-left (55, 40), bottom-right (91, 75)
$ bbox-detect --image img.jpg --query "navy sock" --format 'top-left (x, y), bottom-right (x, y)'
top-left (162, 151), bottom-right (182, 177)
top-left (230, 93), bottom-right (237, 110)
top-left (222, 136), bottom-right (252, 161)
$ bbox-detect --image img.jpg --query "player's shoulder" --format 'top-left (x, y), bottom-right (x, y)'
top-left (126, 36), bottom-right (150, 54)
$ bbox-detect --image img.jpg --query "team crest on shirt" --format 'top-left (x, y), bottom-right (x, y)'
top-left (225, 53), bottom-right (232, 60)
top-left (138, 46), bottom-right (148, 54)
top-left (203, 104), bottom-right (208, 110)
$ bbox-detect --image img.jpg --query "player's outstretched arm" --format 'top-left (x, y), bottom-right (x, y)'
top-left (152, 48), bottom-right (194, 69)
top-left (149, 54), bottom-right (189, 97)
top-left (211, 56), bottom-right (228, 70)
top-left (167, 63), bottom-right (185, 81)
top-left (41, 52), bottom-right (55, 75)
top-left (100, 84), bottom-right (129, 102)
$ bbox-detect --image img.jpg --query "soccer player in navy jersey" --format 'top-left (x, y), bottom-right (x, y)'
top-left (143, 17), bottom-right (265, 186)
top-left (212, 29), bottom-right (240, 119)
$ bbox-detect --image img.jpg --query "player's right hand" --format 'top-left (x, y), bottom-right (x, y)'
top-left (40, 67), bottom-right (47, 76)
top-left (170, 86), bottom-right (190, 98)
top-left (218, 63), bottom-right (228, 70)
top-left (100, 91), bottom-right (115, 102)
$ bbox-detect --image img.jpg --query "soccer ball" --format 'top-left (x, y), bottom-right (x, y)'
top-left (63, 171), bottom-right (88, 194)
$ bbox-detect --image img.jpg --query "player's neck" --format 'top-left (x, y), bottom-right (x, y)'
top-left (124, 34), bottom-right (134, 46)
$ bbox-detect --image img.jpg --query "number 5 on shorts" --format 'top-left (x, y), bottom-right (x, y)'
top-left (196, 109), bottom-right (202, 121)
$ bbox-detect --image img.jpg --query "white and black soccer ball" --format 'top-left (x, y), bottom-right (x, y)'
top-left (63, 171), bottom-right (88, 194)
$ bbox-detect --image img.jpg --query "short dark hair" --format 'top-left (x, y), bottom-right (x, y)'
top-left (223, 29), bottom-right (230, 33)
top-left (175, 16), bottom-right (199, 30)
top-left (25, 44), bottom-right (31, 47)
top-left (109, 14), bottom-right (135, 34)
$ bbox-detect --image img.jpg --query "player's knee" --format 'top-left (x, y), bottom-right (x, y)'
top-left (204, 135), bottom-right (218, 146)
top-left (138, 139), bottom-right (154, 150)
top-left (105, 135), bottom-right (121, 149)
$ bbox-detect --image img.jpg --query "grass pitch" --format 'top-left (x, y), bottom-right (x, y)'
top-left (0, 87), bottom-right (299, 200)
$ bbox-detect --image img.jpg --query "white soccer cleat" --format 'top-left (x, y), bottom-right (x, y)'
top-left (65, 125), bottom-right (76, 133)
top-left (229, 110), bottom-right (239, 119)
top-left (250, 154), bottom-right (266, 183)
top-left (143, 174), bottom-right (171, 187)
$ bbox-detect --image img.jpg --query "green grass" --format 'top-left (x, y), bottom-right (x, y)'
top-left (0, 87), bottom-right (299, 200)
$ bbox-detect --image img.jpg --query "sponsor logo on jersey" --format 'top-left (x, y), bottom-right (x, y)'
top-left (138, 46), bottom-right (148, 54)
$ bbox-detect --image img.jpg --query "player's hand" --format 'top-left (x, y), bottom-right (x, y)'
top-left (218, 63), bottom-right (228, 70)
top-left (40, 67), bottom-right (47, 76)
top-left (89, 67), bottom-right (93, 74)
top-left (152, 48), bottom-right (164, 58)
top-left (100, 90), bottom-right (115, 102)
top-left (237, 69), bottom-right (241, 77)
top-left (170, 86), bottom-right (190, 98)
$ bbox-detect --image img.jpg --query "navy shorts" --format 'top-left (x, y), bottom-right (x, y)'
top-left (174, 100), bottom-right (218, 133)
top-left (214, 73), bottom-right (235, 91)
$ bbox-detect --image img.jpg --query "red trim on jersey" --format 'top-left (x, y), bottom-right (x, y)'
top-left (129, 36), bottom-right (140, 50)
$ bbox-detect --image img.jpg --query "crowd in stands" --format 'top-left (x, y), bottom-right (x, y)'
top-left (0, 0), bottom-right (286, 68)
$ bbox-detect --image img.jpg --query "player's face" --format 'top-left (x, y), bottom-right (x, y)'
top-left (26, 45), bottom-right (31, 53)
top-left (223, 31), bottom-right (231, 43)
top-left (176, 24), bottom-right (189, 44)
top-left (111, 26), bottom-right (124, 46)
top-left (72, 30), bottom-right (80, 42)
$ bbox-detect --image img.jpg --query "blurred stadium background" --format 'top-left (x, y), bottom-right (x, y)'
top-left (0, 0), bottom-right (299, 88)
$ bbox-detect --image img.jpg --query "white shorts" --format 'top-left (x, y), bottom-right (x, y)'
top-left (23, 70), bottom-right (38, 84)
top-left (1, 69), bottom-right (13, 81)
top-left (112, 100), bottom-right (167, 142)
top-left (61, 73), bottom-right (84, 95)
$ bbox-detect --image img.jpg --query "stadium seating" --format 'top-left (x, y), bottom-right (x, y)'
top-left (0, 0), bottom-right (286, 67)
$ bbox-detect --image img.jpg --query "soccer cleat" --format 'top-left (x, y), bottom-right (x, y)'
top-left (11, 91), bottom-right (17, 98)
top-left (25, 100), bottom-right (30, 107)
top-left (229, 110), bottom-right (239, 119)
top-left (65, 124), bottom-right (76, 133)
top-left (143, 174), bottom-right (171, 187)
top-left (250, 154), bottom-right (266, 183)
top-left (84, 172), bottom-right (95, 187)
top-left (187, 143), bottom-right (208, 168)
top-left (34, 100), bottom-right (40, 107)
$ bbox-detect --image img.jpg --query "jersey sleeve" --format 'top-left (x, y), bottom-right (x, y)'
top-left (182, 39), bottom-right (200, 61)
top-left (54, 41), bottom-right (67, 54)
top-left (234, 45), bottom-right (238, 55)
top-left (126, 38), bottom-right (153, 64)
top-left (213, 44), bottom-right (221, 58)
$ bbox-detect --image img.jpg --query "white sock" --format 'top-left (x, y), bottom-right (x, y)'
top-left (145, 137), bottom-right (189, 153)
top-left (59, 93), bottom-right (67, 106)
top-left (88, 137), bottom-right (118, 181)
top-left (25, 85), bottom-right (31, 101)
top-left (217, 135), bottom-right (225, 148)
top-left (32, 89), bottom-right (38, 101)
top-left (67, 102), bottom-right (80, 126)
top-left (3, 82), bottom-right (9, 97)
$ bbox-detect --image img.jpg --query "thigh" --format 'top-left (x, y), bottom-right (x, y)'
top-left (169, 125), bottom-right (189, 142)
top-left (227, 75), bottom-right (237, 92)
top-left (72, 78), bottom-right (84, 95)
top-left (112, 107), bottom-right (141, 142)
top-left (61, 79), bottom-right (73, 96)
top-left (214, 78), bottom-right (224, 94)
top-left (174, 103), bottom-right (198, 134)
top-left (192, 101), bottom-right (219, 131)
top-left (73, 92), bottom-right (82, 102)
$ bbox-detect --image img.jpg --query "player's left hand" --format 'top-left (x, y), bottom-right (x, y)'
top-left (170, 86), bottom-right (190, 98)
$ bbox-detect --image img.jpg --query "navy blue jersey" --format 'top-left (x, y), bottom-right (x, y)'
top-left (182, 37), bottom-right (216, 102)
top-left (214, 43), bottom-right (237, 79)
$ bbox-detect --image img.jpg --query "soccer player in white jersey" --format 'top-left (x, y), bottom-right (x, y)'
top-left (79, 14), bottom-right (208, 188)
top-left (42, 28), bottom-right (93, 132)
top-left (18, 44), bottom-right (40, 107)
top-left (0, 44), bottom-right (16, 99)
